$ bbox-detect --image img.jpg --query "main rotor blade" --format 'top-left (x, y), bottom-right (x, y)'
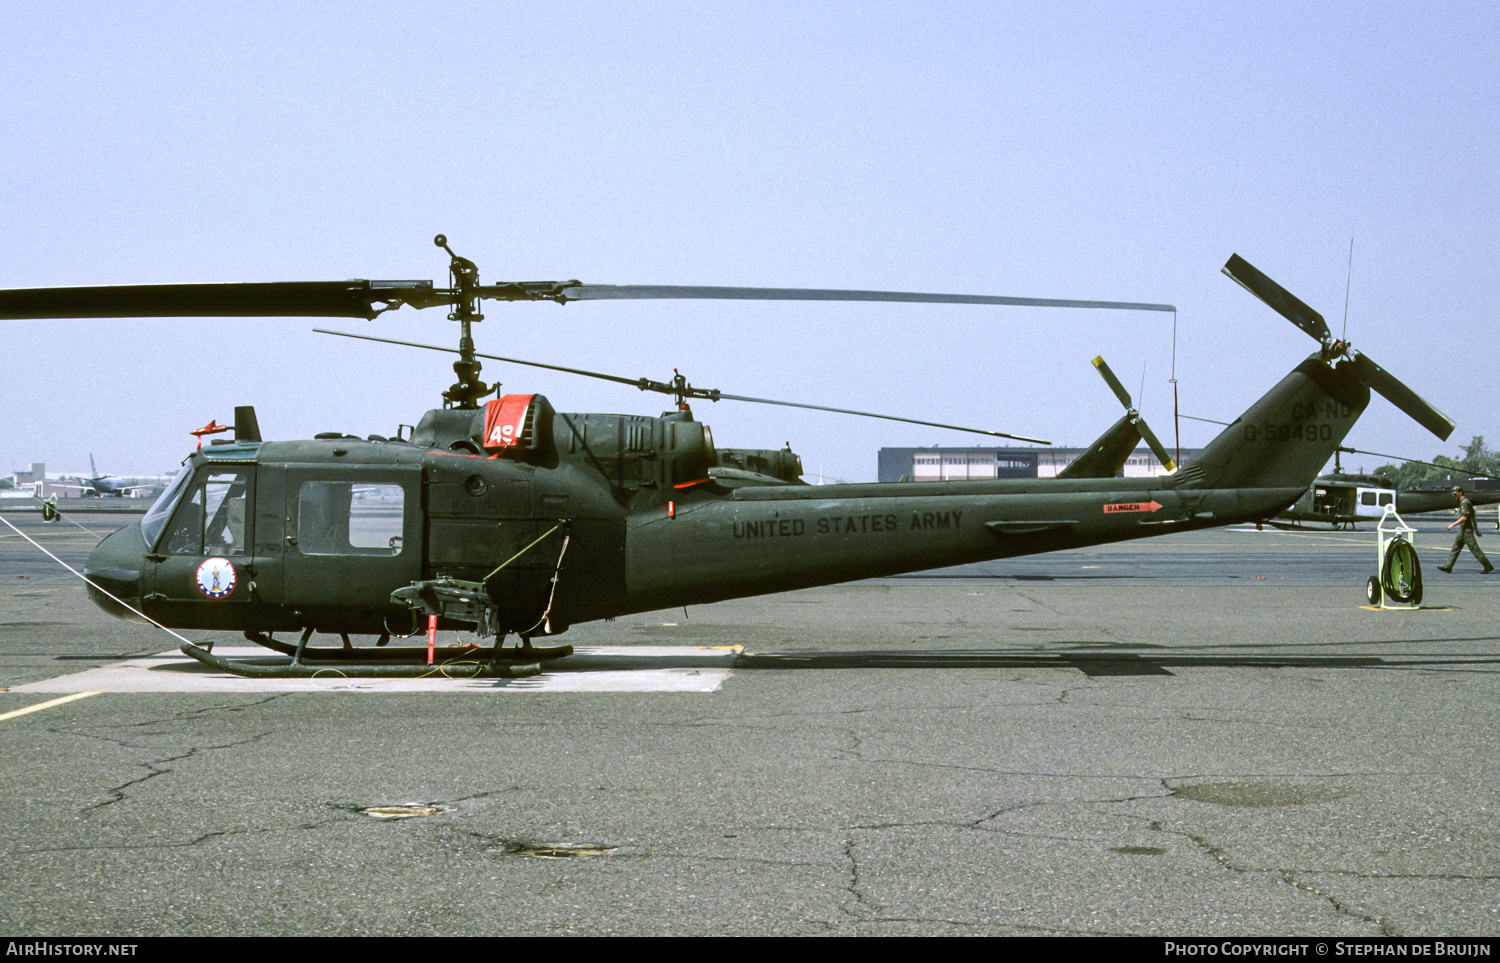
top-left (316, 329), bottom-right (649, 390)
top-left (317, 329), bottom-right (1049, 443)
top-left (705, 391), bottom-right (1049, 444)
top-left (1348, 352), bottom-right (1456, 441)
top-left (0, 280), bottom-right (437, 320)
top-left (532, 284), bottom-right (1176, 312)
top-left (2, 278), bottom-right (1174, 317)
top-left (1337, 445), bottom-right (1496, 478)
top-left (1221, 254), bottom-right (1332, 344)
top-left (1091, 355), bottom-right (1135, 409)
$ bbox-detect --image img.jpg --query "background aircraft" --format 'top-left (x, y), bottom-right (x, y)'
top-left (81, 454), bottom-right (128, 497)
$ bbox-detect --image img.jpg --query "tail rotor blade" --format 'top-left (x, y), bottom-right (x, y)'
top-left (1135, 418), bottom-right (1177, 472)
top-left (1221, 253), bottom-right (1455, 441)
top-left (1349, 352), bottom-right (1456, 440)
top-left (1091, 355), bottom-right (1135, 409)
top-left (1222, 254), bottom-right (1333, 345)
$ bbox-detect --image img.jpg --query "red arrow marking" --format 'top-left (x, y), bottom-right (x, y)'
top-left (1103, 500), bottom-right (1163, 514)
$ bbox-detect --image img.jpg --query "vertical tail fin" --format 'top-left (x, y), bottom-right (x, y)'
top-left (1055, 413), bottom-right (1141, 479)
top-left (1174, 356), bottom-right (1369, 490)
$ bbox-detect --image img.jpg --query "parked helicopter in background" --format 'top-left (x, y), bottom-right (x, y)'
top-left (1262, 450), bottom-right (1500, 530)
top-left (0, 241), bottom-right (1458, 678)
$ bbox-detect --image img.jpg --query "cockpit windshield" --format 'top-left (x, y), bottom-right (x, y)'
top-left (140, 468), bottom-right (195, 549)
top-left (162, 471), bottom-right (250, 556)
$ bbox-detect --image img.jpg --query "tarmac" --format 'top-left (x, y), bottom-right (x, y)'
top-left (0, 511), bottom-right (1496, 936)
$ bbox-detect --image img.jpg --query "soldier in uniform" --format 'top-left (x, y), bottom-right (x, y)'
top-left (1439, 486), bottom-right (1494, 573)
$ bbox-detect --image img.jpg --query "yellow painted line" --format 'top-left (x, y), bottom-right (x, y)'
top-left (1358, 605), bottom-right (1451, 612)
top-left (0, 689), bottom-right (105, 721)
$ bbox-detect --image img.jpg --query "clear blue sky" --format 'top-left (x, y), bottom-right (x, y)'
top-left (4, 1), bottom-right (1497, 482)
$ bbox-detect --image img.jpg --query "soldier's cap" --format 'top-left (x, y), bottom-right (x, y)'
top-left (1453, 486), bottom-right (1465, 494)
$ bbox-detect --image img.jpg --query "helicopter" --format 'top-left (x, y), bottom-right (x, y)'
top-left (0, 241), bottom-right (1456, 678)
top-left (1264, 447), bottom-right (1500, 531)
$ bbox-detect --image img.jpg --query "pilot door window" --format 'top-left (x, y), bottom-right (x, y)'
top-left (163, 471), bottom-right (249, 556)
top-left (296, 481), bottom-right (405, 556)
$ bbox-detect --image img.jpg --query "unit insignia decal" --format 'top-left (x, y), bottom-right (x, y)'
top-left (195, 558), bottom-right (237, 599)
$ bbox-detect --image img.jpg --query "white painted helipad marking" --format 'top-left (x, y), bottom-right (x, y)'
top-left (10, 646), bottom-right (737, 694)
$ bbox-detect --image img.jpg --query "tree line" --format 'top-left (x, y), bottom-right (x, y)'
top-left (1374, 436), bottom-right (1500, 489)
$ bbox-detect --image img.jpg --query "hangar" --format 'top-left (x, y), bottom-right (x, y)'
top-left (877, 445), bottom-right (1203, 483)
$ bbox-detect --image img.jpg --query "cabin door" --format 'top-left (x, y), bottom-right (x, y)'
top-left (280, 466), bottom-right (422, 620)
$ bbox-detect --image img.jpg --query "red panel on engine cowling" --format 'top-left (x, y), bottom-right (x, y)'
top-left (482, 394), bottom-right (535, 454)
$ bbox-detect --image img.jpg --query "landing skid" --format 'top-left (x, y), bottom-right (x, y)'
top-left (243, 631), bottom-right (573, 662)
top-left (180, 643), bottom-right (545, 678)
top-left (176, 630), bottom-right (574, 679)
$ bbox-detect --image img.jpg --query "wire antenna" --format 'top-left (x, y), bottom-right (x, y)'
top-left (1342, 236), bottom-right (1354, 341)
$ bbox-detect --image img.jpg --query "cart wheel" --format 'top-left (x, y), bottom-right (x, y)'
top-left (1366, 575), bottom-right (1381, 606)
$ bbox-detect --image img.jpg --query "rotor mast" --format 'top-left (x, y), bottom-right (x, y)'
top-left (437, 234), bottom-right (493, 409)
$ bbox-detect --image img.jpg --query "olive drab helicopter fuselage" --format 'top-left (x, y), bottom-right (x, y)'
top-left (1270, 473), bottom-right (1499, 530)
top-left (2, 242), bottom-right (1458, 677)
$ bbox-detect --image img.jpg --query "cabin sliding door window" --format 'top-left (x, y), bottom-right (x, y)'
top-left (296, 481), bottom-right (405, 556)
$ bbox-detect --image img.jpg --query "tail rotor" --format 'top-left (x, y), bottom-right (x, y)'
top-left (1222, 254), bottom-right (1454, 441)
top-left (1091, 355), bottom-right (1176, 472)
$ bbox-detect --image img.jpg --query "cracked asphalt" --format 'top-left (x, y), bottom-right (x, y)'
top-left (1, 512), bottom-right (1497, 936)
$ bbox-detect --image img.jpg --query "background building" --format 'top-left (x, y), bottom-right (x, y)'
top-left (878, 446), bottom-right (1203, 483)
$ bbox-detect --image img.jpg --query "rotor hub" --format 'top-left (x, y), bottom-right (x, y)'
top-left (435, 235), bottom-right (493, 409)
